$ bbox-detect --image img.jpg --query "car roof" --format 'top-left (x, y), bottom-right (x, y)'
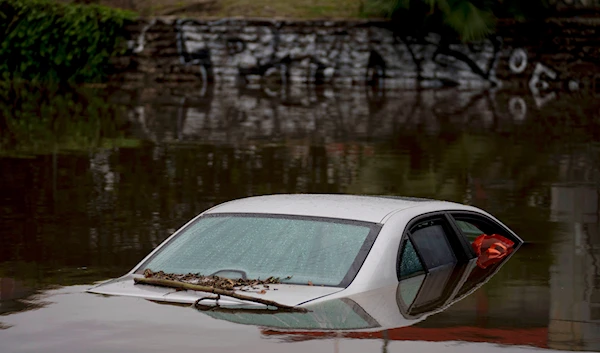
top-left (203, 194), bottom-right (468, 223)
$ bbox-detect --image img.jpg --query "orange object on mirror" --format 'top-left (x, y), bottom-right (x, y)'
top-left (472, 234), bottom-right (514, 269)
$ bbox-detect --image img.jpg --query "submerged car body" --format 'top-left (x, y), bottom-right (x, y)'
top-left (88, 194), bottom-right (523, 327)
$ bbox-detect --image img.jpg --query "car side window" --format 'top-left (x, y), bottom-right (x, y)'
top-left (398, 239), bottom-right (424, 279)
top-left (411, 220), bottom-right (457, 269)
top-left (397, 217), bottom-right (458, 281)
top-left (450, 213), bottom-right (516, 243)
top-left (455, 220), bottom-right (485, 242)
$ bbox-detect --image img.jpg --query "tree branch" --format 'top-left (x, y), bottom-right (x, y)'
top-left (134, 277), bottom-right (308, 312)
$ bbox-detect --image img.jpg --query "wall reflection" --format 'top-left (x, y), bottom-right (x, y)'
top-left (548, 158), bottom-right (600, 351)
top-left (119, 85), bottom-right (600, 144)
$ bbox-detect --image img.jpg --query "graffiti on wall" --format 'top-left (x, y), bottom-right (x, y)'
top-left (131, 19), bottom-right (507, 90)
top-left (130, 19), bottom-right (594, 110)
top-left (169, 20), bottom-right (504, 90)
top-left (507, 48), bottom-right (561, 108)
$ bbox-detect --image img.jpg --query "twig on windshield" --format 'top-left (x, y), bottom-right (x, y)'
top-left (134, 277), bottom-right (308, 312)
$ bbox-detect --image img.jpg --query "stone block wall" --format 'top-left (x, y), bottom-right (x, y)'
top-left (111, 17), bottom-right (600, 98)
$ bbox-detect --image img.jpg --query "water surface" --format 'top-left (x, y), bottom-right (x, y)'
top-left (1, 85), bottom-right (599, 351)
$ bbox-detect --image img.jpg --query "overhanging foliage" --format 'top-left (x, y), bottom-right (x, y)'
top-left (364, 0), bottom-right (551, 41)
top-left (0, 0), bottom-right (136, 83)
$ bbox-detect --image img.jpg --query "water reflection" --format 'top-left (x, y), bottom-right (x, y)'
top-left (548, 185), bottom-right (600, 350)
top-left (0, 278), bottom-right (45, 316)
top-left (0, 277), bottom-right (42, 330)
top-left (197, 252), bottom-right (518, 337)
top-left (0, 85), bottom-right (599, 350)
top-left (120, 86), bottom-right (600, 144)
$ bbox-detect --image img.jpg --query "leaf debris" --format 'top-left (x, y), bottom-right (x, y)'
top-left (143, 269), bottom-right (283, 292)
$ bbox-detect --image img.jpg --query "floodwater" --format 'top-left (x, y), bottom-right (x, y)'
top-left (0, 84), bottom-right (599, 352)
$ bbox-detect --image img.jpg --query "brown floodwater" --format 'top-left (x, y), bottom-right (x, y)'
top-left (0, 84), bottom-right (599, 352)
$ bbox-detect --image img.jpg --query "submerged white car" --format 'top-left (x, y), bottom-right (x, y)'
top-left (88, 194), bottom-right (522, 325)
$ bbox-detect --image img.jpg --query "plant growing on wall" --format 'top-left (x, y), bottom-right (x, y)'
top-left (0, 0), bottom-right (136, 83)
top-left (364, 0), bottom-right (551, 41)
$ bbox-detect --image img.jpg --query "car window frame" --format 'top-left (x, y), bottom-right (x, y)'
top-left (133, 212), bottom-right (383, 288)
top-left (397, 263), bottom-right (472, 318)
top-left (447, 211), bottom-right (522, 245)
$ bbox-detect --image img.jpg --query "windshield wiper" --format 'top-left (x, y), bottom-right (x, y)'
top-left (210, 269), bottom-right (247, 280)
top-left (193, 296), bottom-right (307, 314)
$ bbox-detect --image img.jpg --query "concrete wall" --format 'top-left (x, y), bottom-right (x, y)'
top-left (111, 17), bottom-right (600, 99)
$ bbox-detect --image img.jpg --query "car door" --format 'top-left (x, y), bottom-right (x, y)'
top-left (395, 211), bottom-right (522, 318)
top-left (396, 213), bottom-right (475, 280)
top-left (395, 213), bottom-right (474, 317)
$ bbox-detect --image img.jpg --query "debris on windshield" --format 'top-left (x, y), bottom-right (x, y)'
top-left (136, 269), bottom-right (307, 312)
top-left (142, 269), bottom-right (282, 291)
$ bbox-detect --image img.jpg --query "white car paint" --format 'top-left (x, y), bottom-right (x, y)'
top-left (202, 194), bottom-right (444, 223)
top-left (88, 194), bottom-right (521, 312)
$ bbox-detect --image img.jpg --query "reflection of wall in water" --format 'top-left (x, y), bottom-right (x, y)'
top-left (121, 87), bottom-right (596, 145)
top-left (549, 178), bottom-right (600, 350)
top-left (0, 278), bottom-right (30, 302)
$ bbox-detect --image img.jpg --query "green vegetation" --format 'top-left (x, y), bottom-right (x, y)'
top-left (216, 0), bottom-right (362, 18)
top-left (90, 0), bottom-right (365, 19)
top-left (0, 80), bottom-right (138, 157)
top-left (0, 0), bottom-right (136, 83)
top-left (86, 0), bottom-right (555, 43)
top-left (363, 0), bottom-right (552, 41)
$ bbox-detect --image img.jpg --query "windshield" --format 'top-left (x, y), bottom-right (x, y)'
top-left (136, 214), bottom-right (380, 287)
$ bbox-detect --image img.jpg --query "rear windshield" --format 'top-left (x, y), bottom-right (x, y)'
top-left (136, 214), bottom-right (380, 287)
